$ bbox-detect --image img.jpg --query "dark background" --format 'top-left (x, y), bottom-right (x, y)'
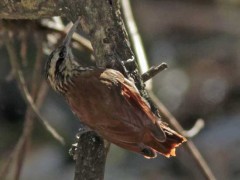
top-left (0, 0), bottom-right (240, 179)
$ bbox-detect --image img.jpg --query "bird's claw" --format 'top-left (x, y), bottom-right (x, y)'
top-left (69, 143), bottom-right (78, 160)
top-left (75, 126), bottom-right (92, 139)
top-left (119, 56), bottom-right (135, 78)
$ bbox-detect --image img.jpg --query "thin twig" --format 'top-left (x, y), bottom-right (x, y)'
top-left (121, 0), bottom-right (216, 180)
top-left (18, 68), bottom-right (64, 144)
top-left (149, 92), bottom-right (215, 180)
top-left (120, 0), bottom-right (152, 90)
top-left (0, 138), bottom-right (25, 180)
top-left (183, 119), bottom-right (205, 138)
top-left (1, 33), bottom-right (50, 180)
top-left (4, 31), bottom-right (64, 145)
top-left (141, 63), bottom-right (168, 82)
top-left (5, 69), bottom-right (15, 81)
top-left (13, 32), bottom-right (45, 180)
top-left (40, 19), bottom-right (93, 51)
top-left (14, 133), bottom-right (28, 180)
top-left (20, 31), bottom-right (27, 66)
top-left (41, 12), bottom-right (214, 179)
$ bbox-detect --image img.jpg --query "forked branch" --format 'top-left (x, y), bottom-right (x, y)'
top-left (121, 0), bottom-right (216, 179)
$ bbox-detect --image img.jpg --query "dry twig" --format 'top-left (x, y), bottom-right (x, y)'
top-left (0, 3), bottom-right (214, 178)
top-left (4, 32), bottom-right (64, 145)
top-left (141, 63), bottom-right (168, 82)
top-left (183, 119), bottom-right (205, 138)
top-left (149, 93), bottom-right (215, 180)
top-left (41, 19), bottom-right (93, 51)
top-left (120, 0), bottom-right (152, 90)
top-left (0, 30), bottom-right (65, 180)
top-left (41, 12), bottom-right (214, 179)
top-left (121, 0), bottom-right (216, 180)
top-left (13, 33), bottom-right (48, 180)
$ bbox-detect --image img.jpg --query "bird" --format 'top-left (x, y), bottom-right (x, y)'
top-left (45, 18), bottom-right (186, 158)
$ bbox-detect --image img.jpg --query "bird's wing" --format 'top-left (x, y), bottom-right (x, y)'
top-left (99, 69), bottom-right (186, 157)
top-left (100, 69), bottom-right (166, 142)
top-left (68, 68), bottom-right (186, 158)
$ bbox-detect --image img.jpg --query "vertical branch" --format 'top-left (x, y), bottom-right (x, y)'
top-left (61, 0), bottom-right (148, 179)
top-left (74, 132), bottom-right (108, 180)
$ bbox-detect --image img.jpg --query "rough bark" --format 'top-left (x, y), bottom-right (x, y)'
top-left (74, 132), bottom-right (107, 180)
top-left (67, 0), bottom-right (161, 115)
top-left (0, 0), bottom-right (60, 19)
top-left (1, 1), bottom-right (110, 180)
top-left (64, 1), bottom-right (137, 180)
top-left (61, 1), bottom-right (162, 179)
top-left (1, 0), bottom-right (157, 179)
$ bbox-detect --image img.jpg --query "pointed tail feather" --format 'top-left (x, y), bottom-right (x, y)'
top-left (144, 122), bottom-right (187, 157)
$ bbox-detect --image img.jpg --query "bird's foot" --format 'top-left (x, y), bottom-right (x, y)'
top-left (75, 126), bottom-right (92, 139)
top-left (119, 56), bottom-right (136, 79)
top-left (122, 56), bottom-right (135, 66)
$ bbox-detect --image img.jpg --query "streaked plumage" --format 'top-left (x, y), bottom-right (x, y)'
top-left (45, 19), bottom-right (186, 158)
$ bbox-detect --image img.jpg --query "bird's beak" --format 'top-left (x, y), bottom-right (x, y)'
top-left (62, 17), bottom-right (81, 47)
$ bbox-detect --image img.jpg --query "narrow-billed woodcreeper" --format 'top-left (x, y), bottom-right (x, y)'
top-left (45, 19), bottom-right (186, 158)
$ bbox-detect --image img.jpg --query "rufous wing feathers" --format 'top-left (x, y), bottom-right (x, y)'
top-left (118, 72), bottom-right (187, 157)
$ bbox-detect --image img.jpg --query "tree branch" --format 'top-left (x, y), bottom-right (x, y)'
top-left (121, 0), bottom-right (216, 179)
top-left (141, 63), bottom-right (168, 82)
top-left (149, 93), bottom-right (215, 180)
top-left (1, 0), bottom-right (215, 180)
top-left (0, 30), bottom-right (59, 180)
top-left (40, 19), bottom-right (93, 51)
top-left (61, 0), bottom-right (136, 179)
top-left (74, 132), bottom-right (108, 180)
top-left (62, 0), bottom-right (167, 179)
top-left (183, 119), bottom-right (205, 138)
top-left (0, 1), bottom-right (60, 19)
top-left (3, 30), bottom-right (64, 145)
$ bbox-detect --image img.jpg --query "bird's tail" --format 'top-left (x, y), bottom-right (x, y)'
top-left (143, 122), bottom-right (187, 158)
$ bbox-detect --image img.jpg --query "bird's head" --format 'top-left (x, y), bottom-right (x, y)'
top-left (45, 18), bottom-right (80, 92)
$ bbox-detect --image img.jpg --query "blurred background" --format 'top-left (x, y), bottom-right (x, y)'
top-left (1, 0), bottom-right (240, 179)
